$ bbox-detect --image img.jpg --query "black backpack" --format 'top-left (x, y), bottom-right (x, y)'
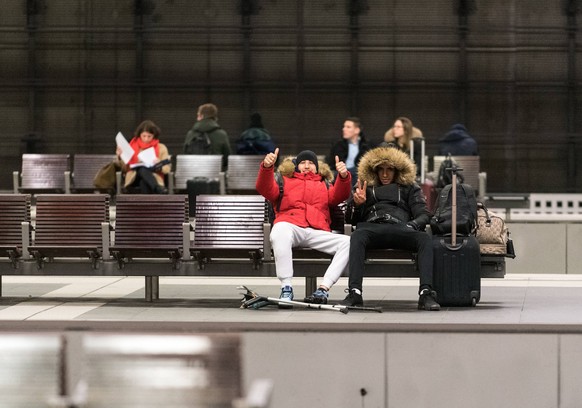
top-left (429, 183), bottom-right (478, 236)
top-left (236, 138), bottom-right (276, 155)
top-left (184, 130), bottom-right (211, 154)
top-left (436, 155), bottom-right (464, 188)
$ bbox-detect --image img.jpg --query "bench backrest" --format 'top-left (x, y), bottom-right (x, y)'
top-left (193, 195), bottom-right (265, 250)
top-left (72, 154), bottom-right (117, 192)
top-left (173, 155), bottom-right (223, 191)
top-left (32, 194), bottom-right (109, 251)
top-left (433, 155), bottom-right (480, 191)
top-left (113, 194), bottom-right (189, 249)
top-left (226, 155), bottom-right (263, 193)
top-left (0, 194), bottom-right (31, 253)
top-left (17, 154), bottom-right (71, 193)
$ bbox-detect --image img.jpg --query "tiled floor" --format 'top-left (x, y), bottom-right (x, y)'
top-left (2, 274), bottom-right (582, 330)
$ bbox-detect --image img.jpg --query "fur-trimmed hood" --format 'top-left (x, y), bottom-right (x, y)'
top-left (277, 155), bottom-right (334, 182)
top-left (357, 147), bottom-right (417, 186)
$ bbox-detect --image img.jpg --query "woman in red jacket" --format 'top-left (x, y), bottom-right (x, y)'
top-left (256, 148), bottom-right (352, 305)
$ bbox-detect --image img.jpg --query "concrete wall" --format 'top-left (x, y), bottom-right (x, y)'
top-left (243, 331), bottom-right (582, 408)
top-left (506, 222), bottom-right (582, 274)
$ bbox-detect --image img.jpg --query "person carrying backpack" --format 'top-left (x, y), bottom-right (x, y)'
top-left (256, 148), bottom-right (352, 306)
top-left (184, 103), bottom-right (231, 171)
top-left (236, 112), bottom-right (275, 155)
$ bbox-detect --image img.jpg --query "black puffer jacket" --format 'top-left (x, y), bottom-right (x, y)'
top-left (346, 147), bottom-right (430, 228)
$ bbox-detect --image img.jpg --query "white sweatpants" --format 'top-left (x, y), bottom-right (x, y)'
top-left (270, 222), bottom-right (350, 289)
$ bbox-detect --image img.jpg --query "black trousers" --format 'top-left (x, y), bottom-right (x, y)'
top-left (133, 167), bottom-right (163, 194)
top-left (348, 222), bottom-right (433, 294)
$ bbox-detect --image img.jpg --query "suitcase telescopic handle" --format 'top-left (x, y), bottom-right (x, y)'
top-left (447, 166), bottom-right (463, 246)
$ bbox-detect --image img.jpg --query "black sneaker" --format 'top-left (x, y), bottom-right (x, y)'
top-left (418, 289), bottom-right (440, 311)
top-left (339, 288), bottom-right (363, 307)
top-left (304, 287), bottom-right (329, 304)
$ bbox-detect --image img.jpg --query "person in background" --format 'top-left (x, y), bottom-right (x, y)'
top-left (341, 146), bottom-right (440, 311)
top-left (438, 123), bottom-right (478, 156)
top-left (116, 119), bottom-right (171, 194)
top-left (256, 148), bottom-right (352, 306)
top-left (328, 117), bottom-right (372, 187)
top-left (184, 103), bottom-right (231, 171)
top-left (236, 112), bottom-right (275, 155)
top-left (381, 116), bottom-right (423, 178)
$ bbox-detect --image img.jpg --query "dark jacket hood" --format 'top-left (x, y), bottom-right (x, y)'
top-left (357, 147), bottom-right (416, 186)
top-left (440, 124), bottom-right (470, 142)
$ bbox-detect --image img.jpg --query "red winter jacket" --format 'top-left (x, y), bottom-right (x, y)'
top-left (256, 159), bottom-right (352, 232)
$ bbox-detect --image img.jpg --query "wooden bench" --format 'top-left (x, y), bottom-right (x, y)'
top-left (0, 194), bottom-right (506, 302)
top-left (13, 154), bottom-right (71, 194)
top-left (197, 195), bottom-right (506, 296)
top-left (169, 154), bottom-right (226, 195)
top-left (71, 154), bottom-right (117, 193)
top-left (0, 194), bottom-right (31, 269)
top-left (27, 194), bottom-right (110, 268)
top-left (226, 155), bottom-right (263, 193)
top-left (110, 194), bottom-right (190, 300)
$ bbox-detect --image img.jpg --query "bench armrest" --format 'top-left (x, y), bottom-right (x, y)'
top-left (101, 222), bottom-right (110, 259)
top-left (478, 172), bottom-right (487, 201)
top-left (344, 223), bottom-right (353, 236)
top-left (116, 171), bottom-right (123, 195)
top-left (21, 221), bottom-right (31, 259)
top-left (263, 222), bottom-right (272, 261)
top-left (13, 171), bottom-right (20, 194)
top-left (219, 172), bottom-right (226, 195)
top-left (182, 222), bottom-right (191, 260)
top-left (64, 170), bottom-right (71, 194)
top-left (168, 171), bottom-right (175, 194)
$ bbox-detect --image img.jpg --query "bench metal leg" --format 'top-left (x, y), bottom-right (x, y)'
top-left (145, 276), bottom-right (159, 302)
top-left (305, 277), bottom-right (316, 297)
top-left (153, 276), bottom-right (159, 300)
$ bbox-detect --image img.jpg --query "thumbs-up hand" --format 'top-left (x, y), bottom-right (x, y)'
top-left (263, 147), bottom-right (279, 168)
top-left (335, 155), bottom-right (349, 179)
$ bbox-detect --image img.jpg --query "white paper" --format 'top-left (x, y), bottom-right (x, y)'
top-left (135, 147), bottom-right (157, 168)
top-left (115, 132), bottom-right (135, 164)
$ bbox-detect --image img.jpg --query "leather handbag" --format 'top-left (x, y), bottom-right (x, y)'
top-left (476, 203), bottom-right (508, 245)
top-left (93, 161), bottom-right (120, 189)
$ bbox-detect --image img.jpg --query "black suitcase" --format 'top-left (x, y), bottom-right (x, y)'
top-left (432, 168), bottom-right (481, 307)
top-left (186, 177), bottom-right (220, 216)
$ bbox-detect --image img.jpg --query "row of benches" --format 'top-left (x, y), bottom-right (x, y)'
top-left (13, 153), bottom-right (487, 198)
top-left (0, 193), bottom-right (506, 301)
top-left (13, 154), bottom-right (264, 195)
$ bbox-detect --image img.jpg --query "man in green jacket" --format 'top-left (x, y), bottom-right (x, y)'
top-left (184, 103), bottom-right (231, 171)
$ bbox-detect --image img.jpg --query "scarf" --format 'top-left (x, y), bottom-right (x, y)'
top-left (128, 136), bottom-right (160, 166)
